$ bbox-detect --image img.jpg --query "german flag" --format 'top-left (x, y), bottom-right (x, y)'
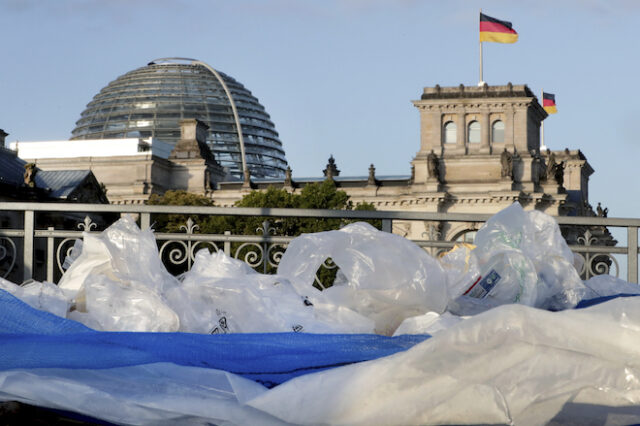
top-left (543, 92), bottom-right (557, 114)
top-left (480, 13), bottom-right (518, 44)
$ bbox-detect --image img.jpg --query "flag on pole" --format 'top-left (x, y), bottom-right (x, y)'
top-left (479, 13), bottom-right (518, 43)
top-left (542, 92), bottom-right (557, 114)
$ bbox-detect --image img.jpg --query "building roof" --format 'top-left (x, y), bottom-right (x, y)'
top-left (420, 83), bottom-right (537, 100)
top-left (0, 146), bottom-right (104, 202)
top-left (70, 58), bottom-right (288, 180)
top-left (0, 147), bottom-right (28, 187)
top-left (36, 170), bottom-right (93, 199)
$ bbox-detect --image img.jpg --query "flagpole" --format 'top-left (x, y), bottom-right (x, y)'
top-left (479, 9), bottom-right (483, 84)
top-left (541, 88), bottom-right (546, 151)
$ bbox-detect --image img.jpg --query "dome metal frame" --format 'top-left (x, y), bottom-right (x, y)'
top-left (71, 58), bottom-right (287, 180)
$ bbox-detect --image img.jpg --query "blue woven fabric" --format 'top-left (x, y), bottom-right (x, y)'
top-left (0, 289), bottom-right (428, 387)
top-left (574, 294), bottom-right (640, 309)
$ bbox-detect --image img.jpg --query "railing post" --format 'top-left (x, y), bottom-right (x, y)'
top-left (224, 231), bottom-right (231, 255)
top-left (23, 210), bottom-right (34, 283)
top-left (628, 226), bottom-right (638, 284)
top-left (140, 213), bottom-right (151, 230)
top-left (46, 227), bottom-right (54, 283)
top-left (381, 219), bottom-right (392, 233)
top-left (262, 220), bottom-right (270, 274)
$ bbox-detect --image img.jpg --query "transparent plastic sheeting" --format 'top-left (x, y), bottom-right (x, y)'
top-left (278, 222), bottom-right (449, 335)
top-left (2, 202), bottom-right (640, 423)
top-left (2, 289), bottom-right (640, 424)
top-left (55, 217), bottom-right (374, 334)
top-left (17, 202), bottom-right (606, 335)
top-left (0, 288), bottom-right (427, 424)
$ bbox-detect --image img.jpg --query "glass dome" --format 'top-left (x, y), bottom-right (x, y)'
top-left (71, 58), bottom-right (288, 179)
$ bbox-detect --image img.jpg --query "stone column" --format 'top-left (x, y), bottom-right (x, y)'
top-left (456, 111), bottom-right (465, 152)
top-left (504, 106), bottom-right (515, 151)
top-left (480, 110), bottom-right (490, 154)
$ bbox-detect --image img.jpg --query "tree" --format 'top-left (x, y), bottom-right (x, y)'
top-left (234, 180), bottom-right (379, 235)
top-left (148, 182), bottom-right (378, 236)
top-left (147, 190), bottom-right (230, 234)
top-left (146, 183), bottom-right (379, 283)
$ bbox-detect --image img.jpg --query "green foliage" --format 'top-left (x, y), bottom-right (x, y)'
top-left (146, 183), bottom-right (380, 283)
top-left (233, 180), bottom-right (380, 235)
top-left (147, 184), bottom-right (380, 235)
top-left (147, 190), bottom-right (231, 234)
top-left (232, 186), bottom-right (301, 236)
top-left (298, 180), bottom-right (350, 210)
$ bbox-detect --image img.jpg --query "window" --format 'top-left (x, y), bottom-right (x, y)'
top-left (453, 230), bottom-right (477, 243)
top-left (492, 120), bottom-right (505, 143)
top-left (468, 121), bottom-right (480, 143)
top-left (444, 121), bottom-right (457, 144)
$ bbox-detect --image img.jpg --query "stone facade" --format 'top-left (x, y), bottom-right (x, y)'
top-left (10, 83), bottom-right (596, 242)
top-left (212, 83), bottom-right (594, 240)
top-left (23, 120), bottom-right (224, 204)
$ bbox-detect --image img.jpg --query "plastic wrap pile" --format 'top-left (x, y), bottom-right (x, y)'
top-left (1, 203), bottom-right (640, 425)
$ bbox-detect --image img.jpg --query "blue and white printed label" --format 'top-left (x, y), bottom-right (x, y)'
top-left (464, 269), bottom-right (501, 299)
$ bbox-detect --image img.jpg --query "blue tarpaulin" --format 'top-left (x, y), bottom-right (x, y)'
top-left (0, 289), bottom-right (429, 387)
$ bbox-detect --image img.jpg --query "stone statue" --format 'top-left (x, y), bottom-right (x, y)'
top-left (368, 164), bottom-right (376, 185)
top-left (545, 152), bottom-right (557, 181)
top-left (427, 150), bottom-right (440, 181)
top-left (542, 152), bottom-right (564, 185)
top-left (284, 166), bottom-right (292, 186)
top-left (532, 152), bottom-right (543, 182)
top-left (204, 168), bottom-right (212, 191)
top-left (323, 155), bottom-right (340, 180)
top-left (554, 160), bottom-right (565, 186)
top-left (500, 148), bottom-right (513, 179)
top-left (596, 202), bottom-right (609, 218)
top-left (23, 163), bottom-right (37, 188)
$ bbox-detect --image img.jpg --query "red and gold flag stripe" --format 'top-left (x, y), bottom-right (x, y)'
top-left (543, 92), bottom-right (557, 114)
top-left (480, 13), bottom-right (518, 44)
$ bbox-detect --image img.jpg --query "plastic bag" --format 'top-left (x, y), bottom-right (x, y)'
top-left (177, 249), bottom-right (373, 334)
top-left (61, 238), bottom-right (83, 270)
top-left (277, 222), bottom-right (449, 335)
top-left (0, 278), bottom-right (68, 318)
top-left (393, 311), bottom-right (464, 336)
top-left (448, 203), bottom-right (588, 314)
top-left (438, 243), bottom-right (479, 297)
top-left (583, 274), bottom-right (640, 297)
top-left (58, 216), bottom-right (183, 332)
top-left (248, 297), bottom-right (640, 425)
top-left (71, 274), bottom-right (180, 332)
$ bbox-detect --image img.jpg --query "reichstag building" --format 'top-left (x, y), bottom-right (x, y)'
top-left (8, 58), bottom-right (601, 241)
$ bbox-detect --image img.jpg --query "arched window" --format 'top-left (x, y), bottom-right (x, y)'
top-left (444, 121), bottom-right (457, 144)
top-left (492, 120), bottom-right (505, 143)
top-left (453, 229), bottom-right (477, 243)
top-left (468, 121), bottom-right (481, 143)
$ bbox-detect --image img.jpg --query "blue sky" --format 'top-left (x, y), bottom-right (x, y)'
top-left (1, 0), bottom-right (639, 218)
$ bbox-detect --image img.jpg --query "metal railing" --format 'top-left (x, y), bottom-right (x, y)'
top-left (0, 202), bottom-right (637, 284)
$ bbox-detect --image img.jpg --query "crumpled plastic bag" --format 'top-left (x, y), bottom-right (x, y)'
top-left (247, 297), bottom-right (640, 426)
top-left (58, 216), bottom-right (182, 332)
top-left (439, 243), bottom-right (479, 297)
top-left (277, 222), bottom-right (449, 335)
top-left (176, 249), bottom-right (373, 334)
top-left (446, 203), bottom-right (589, 314)
top-left (2, 289), bottom-right (640, 424)
top-left (583, 274), bottom-right (640, 297)
top-left (0, 278), bottom-right (68, 318)
top-left (392, 311), bottom-right (465, 336)
top-left (57, 217), bottom-right (372, 334)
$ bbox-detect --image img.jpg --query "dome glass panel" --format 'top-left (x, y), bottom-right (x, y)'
top-left (71, 58), bottom-right (288, 179)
